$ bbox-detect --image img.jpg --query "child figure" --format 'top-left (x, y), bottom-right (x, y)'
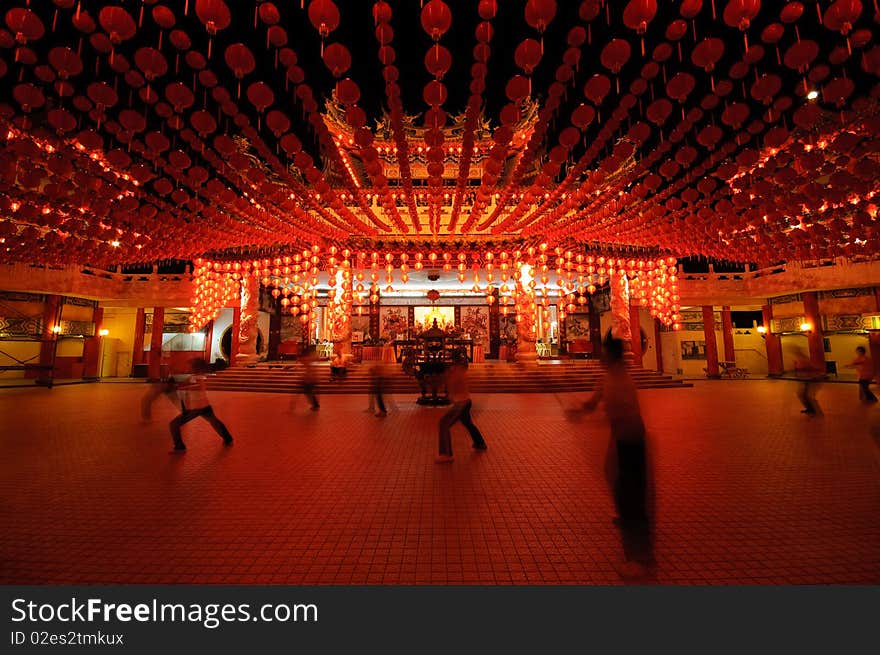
top-left (168, 358), bottom-right (234, 453)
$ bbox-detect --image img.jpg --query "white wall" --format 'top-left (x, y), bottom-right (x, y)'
top-left (732, 329), bottom-right (768, 376)
top-left (660, 327), bottom-right (724, 377)
top-left (209, 308), bottom-right (232, 362)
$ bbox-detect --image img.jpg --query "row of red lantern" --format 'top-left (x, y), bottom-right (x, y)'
top-left (599, 96), bottom-right (879, 263)
top-left (0, 120), bottom-right (259, 266)
top-left (480, 1), bottom-right (594, 233)
top-left (447, 1), bottom-right (498, 232)
top-left (520, 22), bottom-right (844, 243)
top-left (372, 1), bottom-right (421, 232)
top-left (420, 1), bottom-right (453, 234)
top-left (1, 4), bottom-right (355, 250)
top-left (507, 0), bottom-right (875, 243)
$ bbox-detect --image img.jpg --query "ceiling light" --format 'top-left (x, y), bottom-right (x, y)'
top-left (806, 90), bottom-right (818, 101)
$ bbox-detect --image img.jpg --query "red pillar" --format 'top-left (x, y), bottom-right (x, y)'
top-left (37, 295), bottom-right (62, 387)
top-left (869, 332), bottom-right (880, 381)
top-left (629, 304), bottom-right (643, 366)
top-left (148, 307), bottom-right (164, 380)
top-left (81, 307), bottom-right (104, 378)
top-left (654, 318), bottom-right (664, 372)
top-left (230, 306), bottom-right (241, 364)
top-left (132, 307), bottom-right (146, 365)
top-left (203, 320), bottom-right (214, 363)
top-left (702, 305), bottom-right (720, 378)
top-left (762, 305), bottom-right (784, 376)
top-left (802, 291), bottom-right (825, 373)
top-left (721, 306), bottom-right (735, 364)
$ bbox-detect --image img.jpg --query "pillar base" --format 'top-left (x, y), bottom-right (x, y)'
top-left (234, 353), bottom-right (260, 367)
top-left (515, 344), bottom-right (538, 366)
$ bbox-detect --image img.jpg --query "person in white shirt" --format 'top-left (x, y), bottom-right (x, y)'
top-left (169, 358), bottom-right (234, 452)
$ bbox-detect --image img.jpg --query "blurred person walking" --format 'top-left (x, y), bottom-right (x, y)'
top-left (436, 351), bottom-right (487, 462)
top-left (581, 336), bottom-right (653, 575)
top-left (299, 346), bottom-right (321, 411)
top-left (367, 361), bottom-right (389, 417)
top-left (168, 358), bottom-right (233, 453)
top-left (845, 346), bottom-right (877, 404)
top-left (792, 345), bottom-right (824, 416)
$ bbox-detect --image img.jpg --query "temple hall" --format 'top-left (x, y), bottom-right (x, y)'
top-left (1, 1), bottom-right (879, 584)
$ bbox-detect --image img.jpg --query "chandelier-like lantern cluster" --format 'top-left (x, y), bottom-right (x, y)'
top-left (189, 259), bottom-right (243, 331)
top-left (188, 245), bottom-right (681, 335)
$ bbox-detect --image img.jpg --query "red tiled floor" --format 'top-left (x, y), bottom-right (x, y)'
top-left (1, 380), bottom-right (879, 584)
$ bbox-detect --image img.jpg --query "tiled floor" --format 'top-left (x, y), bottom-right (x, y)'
top-left (1, 380), bottom-right (879, 584)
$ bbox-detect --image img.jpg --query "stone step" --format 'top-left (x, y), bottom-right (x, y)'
top-left (205, 361), bottom-right (690, 393)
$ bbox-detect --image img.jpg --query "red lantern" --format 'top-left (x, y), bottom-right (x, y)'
top-left (601, 39), bottom-right (631, 74)
top-left (322, 42), bottom-right (351, 77)
top-left (421, 0), bottom-right (452, 41)
top-left (425, 45), bottom-right (452, 79)
top-left (478, 0), bottom-right (498, 20)
top-left (308, 0), bottom-right (340, 38)
top-left (514, 39), bottom-right (542, 74)
top-left (525, 0), bottom-right (557, 33)
top-left (423, 80), bottom-right (447, 107)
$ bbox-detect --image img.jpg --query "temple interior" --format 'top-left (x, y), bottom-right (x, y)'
top-left (1, 0), bottom-right (879, 585)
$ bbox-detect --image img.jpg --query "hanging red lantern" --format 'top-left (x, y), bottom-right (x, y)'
top-left (322, 42), bottom-right (351, 77)
top-left (514, 39), bottom-right (542, 74)
top-left (423, 80), bottom-right (447, 107)
top-left (478, 0), bottom-right (498, 20)
top-left (623, 0), bottom-right (657, 54)
top-left (308, 0), bottom-right (340, 38)
top-left (195, 0), bottom-right (231, 56)
top-left (823, 0), bottom-right (863, 52)
top-left (723, 0), bottom-right (761, 51)
top-left (525, 0), bottom-right (557, 33)
top-left (584, 74), bottom-right (611, 105)
top-left (421, 0), bottom-right (452, 41)
top-left (601, 38), bottom-right (631, 75)
top-left (424, 45), bottom-right (452, 79)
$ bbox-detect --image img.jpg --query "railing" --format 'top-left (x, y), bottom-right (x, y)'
top-left (1, 263), bottom-right (192, 303)
top-left (679, 256), bottom-right (880, 283)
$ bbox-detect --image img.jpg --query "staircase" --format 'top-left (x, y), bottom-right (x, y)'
top-left (205, 360), bottom-right (691, 395)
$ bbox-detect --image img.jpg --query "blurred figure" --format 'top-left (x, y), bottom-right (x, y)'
top-left (581, 336), bottom-right (653, 573)
top-left (792, 345), bottom-right (824, 416)
top-left (436, 351), bottom-right (487, 463)
top-left (168, 358), bottom-right (233, 453)
top-left (845, 346), bottom-right (877, 403)
top-left (140, 374), bottom-right (176, 422)
top-left (329, 350), bottom-right (347, 382)
top-left (367, 361), bottom-right (389, 417)
top-left (299, 346), bottom-right (320, 411)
